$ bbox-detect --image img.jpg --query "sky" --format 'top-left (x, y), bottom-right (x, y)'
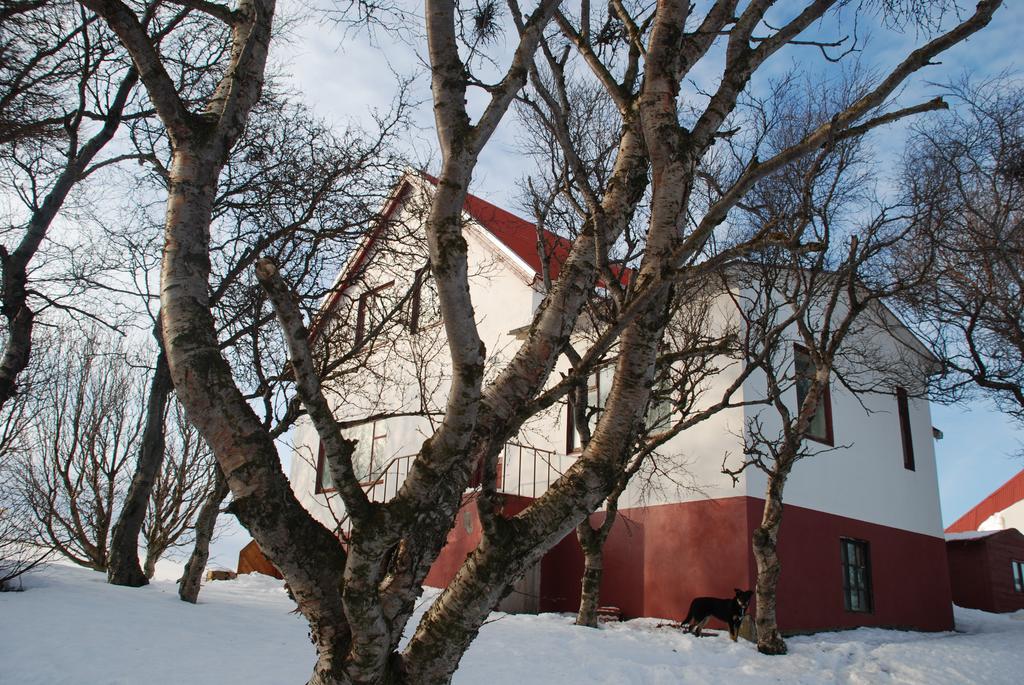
top-left (200, 0), bottom-right (1024, 568)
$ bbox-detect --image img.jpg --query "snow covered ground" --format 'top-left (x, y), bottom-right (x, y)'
top-left (2, 562), bottom-right (1023, 684)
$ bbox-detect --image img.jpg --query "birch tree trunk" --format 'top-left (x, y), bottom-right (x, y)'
top-left (574, 510), bottom-right (615, 628)
top-left (142, 547), bottom-right (160, 580)
top-left (179, 466), bottom-right (229, 604)
top-left (107, 345), bottom-right (172, 587)
top-left (752, 462), bottom-right (792, 655)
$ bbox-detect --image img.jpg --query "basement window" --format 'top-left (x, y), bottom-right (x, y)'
top-left (841, 538), bottom-right (873, 613)
top-left (1013, 560), bottom-right (1024, 593)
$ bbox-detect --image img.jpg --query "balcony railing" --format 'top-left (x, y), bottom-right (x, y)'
top-left (497, 442), bottom-right (563, 498)
top-left (334, 442), bottom-right (566, 539)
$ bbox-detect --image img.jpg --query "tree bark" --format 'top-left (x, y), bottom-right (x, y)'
top-left (752, 463), bottom-right (791, 655)
top-left (143, 547), bottom-right (160, 580)
top-left (575, 506), bottom-right (618, 628)
top-left (179, 466), bottom-right (229, 603)
top-left (107, 345), bottom-right (173, 587)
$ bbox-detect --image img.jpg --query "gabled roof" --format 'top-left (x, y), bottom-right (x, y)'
top-left (308, 173), bottom-right (576, 342)
top-left (945, 469), bottom-right (1024, 533)
top-left (421, 173), bottom-right (573, 282)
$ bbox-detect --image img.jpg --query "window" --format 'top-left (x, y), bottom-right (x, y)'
top-left (315, 420), bottom-right (389, 493)
top-left (565, 399), bottom-right (577, 454)
top-left (354, 281), bottom-right (394, 347)
top-left (587, 364), bottom-right (615, 433)
top-left (794, 344), bottom-right (833, 445)
top-left (645, 376), bottom-right (673, 432)
top-left (409, 264), bottom-right (430, 331)
top-left (896, 386), bottom-right (915, 471)
top-left (565, 364), bottom-right (672, 453)
top-left (840, 538), bottom-right (873, 613)
top-left (1013, 560), bottom-right (1024, 593)
top-left (566, 364), bottom-right (615, 453)
top-left (315, 441), bottom-right (331, 494)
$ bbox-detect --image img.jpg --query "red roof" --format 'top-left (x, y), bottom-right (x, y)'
top-left (421, 173), bottom-right (573, 282)
top-left (310, 173), bottom-right (627, 343)
top-left (461, 190), bottom-right (574, 282)
top-left (945, 469), bottom-right (1024, 533)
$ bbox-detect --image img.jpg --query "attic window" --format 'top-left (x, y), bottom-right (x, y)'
top-left (794, 344), bottom-right (833, 446)
top-left (409, 263), bottom-right (431, 334)
top-left (354, 281), bottom-right (394, 347)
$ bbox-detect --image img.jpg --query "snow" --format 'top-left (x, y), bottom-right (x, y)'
top-left (945, 530), bottom-right (1000, 541)
top-left (3, 563), bottom-right (1024, 684)
top-left (978, 511), bottom-right (1007, 531)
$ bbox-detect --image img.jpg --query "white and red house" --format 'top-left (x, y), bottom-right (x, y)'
top-left (286, 173), bottom-right (954, 633)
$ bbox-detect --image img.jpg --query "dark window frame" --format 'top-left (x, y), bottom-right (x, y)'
top-left (840, 537), bottom-right (874, 613)
top-left (314, 420), bottom-right (389, 494)
top-left (565, 398), bottom-right (577, 454)
top-left (314, 440), bottom-right (331, 494)
top-left (354, 281), bottom-right (394, 347)
top-left (896, 386), bottom-right (915, 471)
top-left (1013, 559), bottom-right (1024, 593)
top-left (794, 343), bottom-right (834, 446)
top-left (409, 263), bottom-right (430, 334)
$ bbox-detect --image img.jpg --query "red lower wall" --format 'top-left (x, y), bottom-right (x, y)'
top-left (424, 494), bottom-right (534, 590)
top-left (946, 541), bottom-right (996, 611)
top-left (745, 498), bottom-right (953, 632)
top-left (426, 495), bottom-right (953, 633)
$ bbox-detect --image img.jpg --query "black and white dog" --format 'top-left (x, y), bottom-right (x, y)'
top-left (680, 588), bottom-right (753, 641)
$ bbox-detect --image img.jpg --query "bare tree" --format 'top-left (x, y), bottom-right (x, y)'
top-left (719, 111), bottom-right (931, 651)
top-left (896, 77), bottom-right (1024, 425)
top-left (16, 329), bottom-right (144, 570)
top-left (106, 81), bottom-right (402, 587)
top-left (177, 463), bottom-right (228, 603)
top-left (0, 354), bottom-right (49, 590)
top-left (571, 283), bottom-right (748, 626)
top-left (82, 0), bottom-right (1005, 682)
top-left (141, 400), bottom-right (219, 578)
top-left (0, 0), bottom-right (148, 412)
top-left (12, 327), bottom-right (224, 576)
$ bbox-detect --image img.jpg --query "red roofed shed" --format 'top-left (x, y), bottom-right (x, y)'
top-left (945, 529), bottom-right (1024, 613)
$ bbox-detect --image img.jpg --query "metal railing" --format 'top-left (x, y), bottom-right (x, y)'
top-left (335, 442), bottom-right (565, 539)
top-left (497, 442), bottom-right (564, 498)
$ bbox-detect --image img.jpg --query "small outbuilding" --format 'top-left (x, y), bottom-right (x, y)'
top-left (945, 529), bottom-right (1024, 613)
top-left (237, 540), bottom-right (283, 579)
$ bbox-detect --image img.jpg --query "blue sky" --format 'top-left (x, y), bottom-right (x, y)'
top-left (259, 0), bottom-right (1024, 541)
top-left (933, 404), bottom-right (1022, 526)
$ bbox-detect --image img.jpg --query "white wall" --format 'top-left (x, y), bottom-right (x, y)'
top-left (289, 181), bottom-right (546, 522)
top-left (732, 284), bottom-right (946, 538)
